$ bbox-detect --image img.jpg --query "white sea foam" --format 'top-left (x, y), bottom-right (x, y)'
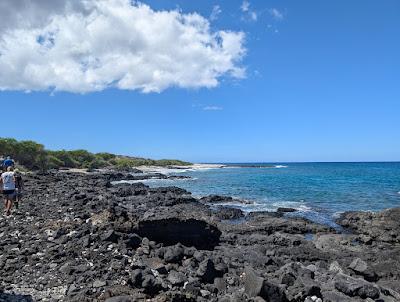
top-left (137, 163), bottom-right (225, 175)
top-left (274, 165), bottom-right (288, 168)
top-left (224, 202), bottom-right (276, 213)
top-left (111, 179), bottom-right (152, 185)
top-left (271, 201), bottom-right (311, 212)
top-left (332, 211), bottom-right (344, 218)
top-left (114, 177), bottom-right (197, 186)
top-left (207, 199), bottom-right (313, 214)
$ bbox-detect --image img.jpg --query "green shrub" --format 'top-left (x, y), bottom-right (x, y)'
top-left (96, 152), bottom-right (116, 161)
top-left (0, 138), bottom-right (18, 156)
top-left (0, 138), bottom-right (47, 170)
top-left (48, 150), bottom-right (80, 168)
top-left (0, 137), bottom-right (192, 171)
top-left (86, 158), bottom-right (108, 170)
top-left (68, 150), bottom-right (96, 164)
top-left (155, 159), bottom-right (192, 166)
top-left (47, 155), bottom-right (65, 170)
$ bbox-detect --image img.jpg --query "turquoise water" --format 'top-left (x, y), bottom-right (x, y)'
top-left (141, 162), bottom-right (400, 225)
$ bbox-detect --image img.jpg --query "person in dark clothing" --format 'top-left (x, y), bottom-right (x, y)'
top-left (14, 169), bottom-right (24, 209)
top-left (2, 156), bottom-right (15, 172)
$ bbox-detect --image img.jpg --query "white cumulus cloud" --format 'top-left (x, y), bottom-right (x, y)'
top-left (0, 0), bottom-right (246, 93)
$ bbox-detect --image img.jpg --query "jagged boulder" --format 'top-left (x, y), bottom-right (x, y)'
top-left (348, 258), bottom-right (377, 282)
top-left (334, 273), bottom-right (379, 299)
top-left (244, 267), bottom-right (288, 301)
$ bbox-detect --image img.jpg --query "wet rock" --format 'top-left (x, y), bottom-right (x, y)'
top-left (167, 175), bottom-right (191, 180)
top-left (200, 195), bottom-right (234, 204)
top-left (246, 211), bottom-right (283, 220)
top-left (277, 207), bottom-right (297, 213)
top-left (214, 206), bottom-right (244, 220)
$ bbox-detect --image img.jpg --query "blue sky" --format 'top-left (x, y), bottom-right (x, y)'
top-left (0, 0), bottom-right (399, 162)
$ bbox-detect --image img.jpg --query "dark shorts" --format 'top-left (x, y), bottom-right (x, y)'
top-left (3, 190), bottom-right (15, 198)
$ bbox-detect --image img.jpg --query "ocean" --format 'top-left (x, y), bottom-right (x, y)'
top-left (132, 162), bottom-right (400, 227)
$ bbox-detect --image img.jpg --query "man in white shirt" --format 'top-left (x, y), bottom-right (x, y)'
top-left (0, 166), bottom-right (16, 216)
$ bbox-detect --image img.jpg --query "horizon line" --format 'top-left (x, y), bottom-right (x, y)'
top-left (203, 161), bottom-right (400, 164)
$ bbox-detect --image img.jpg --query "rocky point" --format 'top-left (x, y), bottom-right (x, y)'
top-left (0, 170), bottom-right (399, 302)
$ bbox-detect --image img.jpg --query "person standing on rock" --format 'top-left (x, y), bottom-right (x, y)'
top-left (2, 156), bottom-right (15, 172)
top-left (0, 166), bottom-right (16, 216)
top-left (14, 169), bottom-right (24, 210)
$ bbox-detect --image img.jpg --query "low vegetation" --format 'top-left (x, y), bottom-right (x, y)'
top-left (0, 138), bottom-right (192, 171)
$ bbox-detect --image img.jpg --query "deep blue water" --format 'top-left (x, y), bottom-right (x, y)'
top-left (138, 162), bottom-right (400, 225)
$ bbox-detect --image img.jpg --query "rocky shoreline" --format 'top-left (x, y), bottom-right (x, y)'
top-left (0, 170), bottom-right (399, 302)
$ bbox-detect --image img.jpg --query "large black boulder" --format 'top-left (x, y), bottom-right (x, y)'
top-left (136, 218), bottom-right (221, 250)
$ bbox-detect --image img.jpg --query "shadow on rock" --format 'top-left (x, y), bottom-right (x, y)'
top-left (136, 218), bottom-right (221, 250)
top-left (0, 292), bottom-right (34, 302)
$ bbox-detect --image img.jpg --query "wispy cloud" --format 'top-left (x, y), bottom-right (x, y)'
top-left (240, 1), bottom-right (258, 22)
top-left (266, 24), bottom-right (279, 34)
top-left (210, 5), bottom-right (222, 21)
top-left (203, 106), bottom-right (223, 111)
top-left (250, 11), bottom-right (258, 21)
top-left (269, 8), bottom-right (284, 20)
top-left (240, 0), bottom-right (250, 12)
